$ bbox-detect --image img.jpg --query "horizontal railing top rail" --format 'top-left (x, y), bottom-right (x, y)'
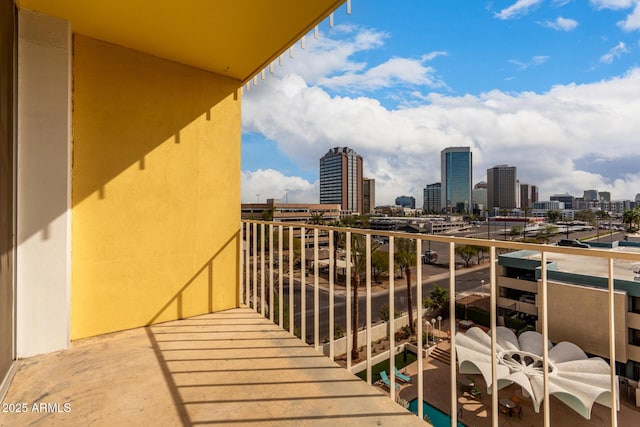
top-left (242, 219), bottom-right (640, 262)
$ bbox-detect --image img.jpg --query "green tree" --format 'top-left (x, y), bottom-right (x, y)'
top-left (424, 285), bottom-right (449, 317)
top-left (350, 234), bottom-right (367, 360)
top-left (547, 210), bottom-right (561, 223)
top-left (623, 207), bottom-right (640, 232)
top-left (575, 209), bottom-right (595, 224)
top-left (509, 226), bottom-right (522, 236)
top-left (371, 250), bottom-right (389, 284)
top-left (537, 225), bottom-right (558, 243)
top-left (395, 239), bottom-right (417, 335)
top-left (455, 245), bottom-right (477, 267)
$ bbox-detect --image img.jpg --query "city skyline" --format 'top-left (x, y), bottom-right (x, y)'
top-left (242, 1), bottom-right (640, 205)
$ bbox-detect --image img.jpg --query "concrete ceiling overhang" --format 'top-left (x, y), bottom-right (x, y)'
top-left (16, 0), bottom-right (346, 83)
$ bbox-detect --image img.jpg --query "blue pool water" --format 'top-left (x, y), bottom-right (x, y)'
top-left (407, 399), bottom-right (466, 427)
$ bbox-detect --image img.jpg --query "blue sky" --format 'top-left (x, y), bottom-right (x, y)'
top-left (242, 0), bottom-right (640, 206)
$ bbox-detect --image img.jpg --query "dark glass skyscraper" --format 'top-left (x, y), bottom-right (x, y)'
top-left (319, 147), bottom-right (363, 214)
top-left (441, 147), bottom-right (472, 214)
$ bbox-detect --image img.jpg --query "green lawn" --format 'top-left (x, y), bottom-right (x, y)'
top-left (356, 349), bottom-right (417, 383)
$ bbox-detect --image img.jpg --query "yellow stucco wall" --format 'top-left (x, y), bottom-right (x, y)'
top-left (71, 35), bottom-right (240, 339)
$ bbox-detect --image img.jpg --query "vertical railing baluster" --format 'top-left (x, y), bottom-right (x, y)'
top-left (329, 230), bottom-right (335, 360)
top-left (449, 241), bottom-right (457, 427)
top-left (490, 245), bottom-right (498, 427)
top-left (269, 224), bottom-right (274, 322)
top-left (366, 233), bottom-right (372, 384)
top-left (541, 251), bottom-right (550, 427)
top-left (239, 221), bottom-right (244, 307)
top-left (416, 238), bottom-right (423, 421)
top-left (608, 257), bottom-right (617, 427)
top-left (346, 231), bottom-right (352, 371)
top-left (388, 235), bottom-right (395, 399)
top-left (314, 228), bottom-right (319, 351)
top-left (289, 226), bottom-right (294, 335)
top-left (253, 222), bottom-right (258, 311)
top-left (245, 222), bottom-right (250, 306)
top-left (301, 227), bottom-right (306, 343)
top-left (260, 223), bottom-right (265, 316)
top-left (278, 225), bottom-right (283, 328)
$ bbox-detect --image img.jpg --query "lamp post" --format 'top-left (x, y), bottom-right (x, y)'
top-left (431, 318), bottom-right (436, 344)
top-left (437, 315), bottom-right (442, 340)
top-left (424, 319), bottom-right (431, 347)
top-left (481, 279), bottom-right (485, 295)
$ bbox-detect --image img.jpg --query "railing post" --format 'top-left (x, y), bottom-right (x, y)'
top-left (416, 238), bottom-right (423, 421)
top-left (608, 257), bottom-right (618, 427)
top-left (260, 223), bottom-right (265, 317)
top-left (388, 235), bottom-right (395, 400)
top-left (490, 245), bottom-right (498, 427)
top-left (269, 224), bottom-right (274, 322)
top-left (239, 221), bottom-right (244, 307)
top-left (541, 251), bottom-right (550, 427)
top-left (366, 233), bottom-right (372, 384)
top-left (449, 241), bottom-right (456, 427)
top-left (289, 226), bottom-right (294, 335)
top-left (346, 231), bottom-right (352, 371)
top-left (301, 227), bottom-right (306, 343)
top-left (245, 222), bottom-right (250, 306)
top-left (278, 225), bottom-right (283, 328)
top-left (314, 228), bottom-right (319, 351)
top-left (329, 229), bottom-right (335, 360)
top-left (252, 222), bottom-right (258, 311)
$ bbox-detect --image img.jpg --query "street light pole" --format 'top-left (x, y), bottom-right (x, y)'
top-left (431, 318), bottom-right (436, 344)
top-left (437, 315), bottom-right (442, 340)
top-left (481, 279), bottom-right (485, 295)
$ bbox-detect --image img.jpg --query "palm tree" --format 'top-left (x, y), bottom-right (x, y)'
top-left (349, 234), bottom-right (381, 360)
top-left (350, 234), bottom-right (367, 360)
top-left (395, 239), bottom-right (417, 335)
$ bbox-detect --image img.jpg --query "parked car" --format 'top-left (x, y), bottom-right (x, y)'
top-left (422, 250), bottom-right (438, 264)
top-left (557, 239), bottom-right (590, 249)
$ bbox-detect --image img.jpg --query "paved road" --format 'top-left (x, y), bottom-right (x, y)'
top-left (273, 263), bottom-right (491, 345)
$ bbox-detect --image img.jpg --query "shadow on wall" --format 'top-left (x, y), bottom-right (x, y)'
top-left (20, 35), bottom-right (241, 244)
top-left (148, 232), bottom-right (241, 325)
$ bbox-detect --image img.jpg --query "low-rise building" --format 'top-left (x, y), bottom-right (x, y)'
top-left (497, 244), bottom-right (640, 381)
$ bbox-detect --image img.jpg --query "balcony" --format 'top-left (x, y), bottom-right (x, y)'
top-left (4, 220), bottom-right (640, 426)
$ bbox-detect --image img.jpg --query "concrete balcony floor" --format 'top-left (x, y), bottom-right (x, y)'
top-left (2, 308), bottom-right (423, 426)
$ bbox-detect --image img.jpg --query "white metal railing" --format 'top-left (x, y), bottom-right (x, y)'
top-left (241, 219), bottom-right (640, 426)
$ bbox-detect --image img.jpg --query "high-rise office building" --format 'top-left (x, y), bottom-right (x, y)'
top-left (472, 181), bottom-right (488, 211)
top-left (584, 190), bottom-right (599, 202)
top-left (319, 147), bottom-right (363, 214)
top-left (599, 191), bottom-right (611, 202)
top-left (487, 164), bottom-right (519, 210)
top-left (423, 183), bottom-right (442, 213)
top-left (520, 183), bottom-right (538, 208)
top-left (395, 195), bottom-right (415, 209)
top-left (362, 178), bottom-right (375, 214)
top-left (441, 147), bottom-right (472, 213)
top-left (550, 193), bottom-right (575, 210)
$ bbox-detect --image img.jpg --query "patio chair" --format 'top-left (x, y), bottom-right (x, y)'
top-left (394, 366), bottom-right (411, 383)
top-left (512, 403), bottom-right (522, 418)
top-left (379, 371), bottom-right (400, 390)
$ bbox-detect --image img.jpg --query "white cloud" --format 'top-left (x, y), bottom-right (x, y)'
top-left (618, 2), bottom-right (640, 30)
top-left (600, 41), bottom-right (630, 63)
top-left (495, 0), bottom-right (544, 20)
top-left (266, 26), bottom-right (447, 94)
top-left (241, 169), bottom-right (317, 204)
top-left (509, 55), bottom-right (550, 70)
top-left (591, 0), bottom-right (640, 31)
top-left (591, 0), bottom-right (635, 10)
top-left (542, 17), bottom-right (579, 31)
top-left (318, 54), bottom-right (447, 91)
top-left (243, 68), bottom-right (640, 205)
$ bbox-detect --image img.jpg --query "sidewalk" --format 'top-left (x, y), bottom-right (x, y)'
top-left (294, 261), bottom-right (490, 297)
